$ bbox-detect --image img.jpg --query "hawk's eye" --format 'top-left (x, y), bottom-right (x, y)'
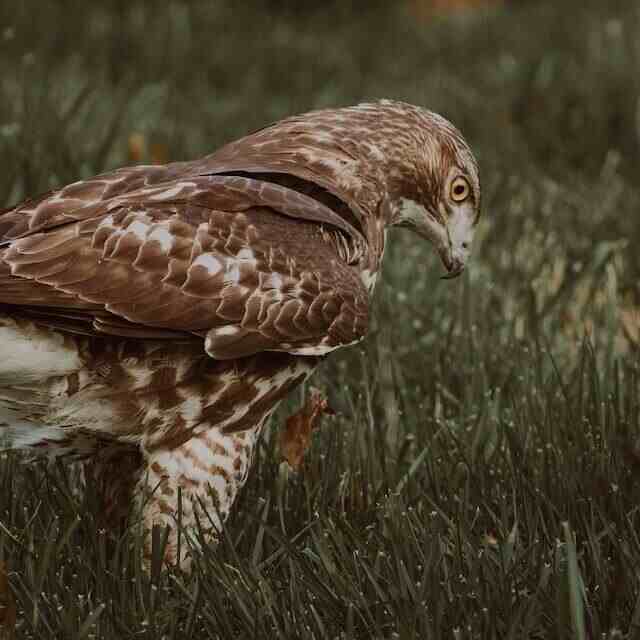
top-left (450, 177), bottom-right (471, 202)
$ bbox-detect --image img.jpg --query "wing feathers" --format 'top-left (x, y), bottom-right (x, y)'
top-left (0, 174), bottom-right (370, 358)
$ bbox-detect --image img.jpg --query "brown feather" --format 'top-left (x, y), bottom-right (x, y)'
top-left (0, 197), bottom-right (368, 357)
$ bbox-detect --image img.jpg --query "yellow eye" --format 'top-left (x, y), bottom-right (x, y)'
top-left (450, 177), bottom-right (470, 202)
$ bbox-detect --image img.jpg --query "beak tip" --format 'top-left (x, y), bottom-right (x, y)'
top-left (440, 267), bottom-right (464, 280)
top-left (439, 252), bottom-right (466, 280)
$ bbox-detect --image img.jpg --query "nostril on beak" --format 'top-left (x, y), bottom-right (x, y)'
top-left (461, 242), bottom-right (469, 250)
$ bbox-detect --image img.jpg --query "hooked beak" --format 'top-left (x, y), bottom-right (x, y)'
top-left (394, 198), bottom-right (475, 279)
top-left (439, 248), bottom-right (465, 279)
top-left (418, 214), bottom-right (471, 280)
top-left (435, 205), bottom-right (474, 280)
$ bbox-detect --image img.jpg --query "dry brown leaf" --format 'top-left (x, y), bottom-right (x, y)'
top-left (128, 133), bottom-right (169, 165)
top-left (0, 561), bottom-right (16, 640)
top-left (127, 132), bottom-right (146, 163)
top-left (150, 142), bottom-right (169, 165)
top-left (280, 388), bottom-right (334, 470)
top-left (482, 532), bottom-right (498, 546)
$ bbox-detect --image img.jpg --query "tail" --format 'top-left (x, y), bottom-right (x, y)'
top-left (2, 419), bottom-right (67, 452)
top-left (0, 314), bottom-right (87, 456)
top-left (2, 419), bottom-right (121, 460)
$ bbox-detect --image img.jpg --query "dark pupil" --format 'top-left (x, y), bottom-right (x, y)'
top-left (454, 184), bottom-right (465, 195)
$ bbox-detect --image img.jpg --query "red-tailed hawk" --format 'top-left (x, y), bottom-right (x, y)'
top-left (0, 100), bottom-right (480, 569)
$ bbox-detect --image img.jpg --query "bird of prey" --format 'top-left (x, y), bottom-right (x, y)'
top-left (0, 100), bottom-right (480, 569)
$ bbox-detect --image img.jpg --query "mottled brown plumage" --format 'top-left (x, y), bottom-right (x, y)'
top-left (0, 100), bottom-right (481, 568)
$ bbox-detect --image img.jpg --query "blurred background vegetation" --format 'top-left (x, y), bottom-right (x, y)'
top-left (1, 0), bottom-right (640, 638)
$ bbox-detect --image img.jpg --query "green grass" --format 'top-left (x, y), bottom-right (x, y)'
top-left (2, 0), bottom-right (640, 637)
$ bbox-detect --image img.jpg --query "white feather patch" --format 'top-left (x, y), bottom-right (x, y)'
top-left (148, 227), bottom-right (173, 252)
top-left (263, 273), bottom-right (283, 289)
top-left (360, 269), bottom-right (378, 292)
top-left (236, 248), bottom-right (256, 265)
top-left (225, 264), bottom-right (241, 284)
top-left (213, 326), bottom-right (241, 337)
top-left (192, 253), bottom-right (223, 276)
top-left (148, 183), bottom-right (188, 201)
top-left (0, 320), bottom-right (82, 383)
top-left (2, 420), bottom-right (65, 449)
top-left (127, 219), bottom-right (150, 240)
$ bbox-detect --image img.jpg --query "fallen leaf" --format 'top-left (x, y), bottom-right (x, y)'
top-left (128, 132), bottom-right (146, 163)
top-left (482, 532), bottom-right (499, 546)
top-left (280, 388), bottom-right (334, 470)
top-left (150, 142), bottom-right (169, 165)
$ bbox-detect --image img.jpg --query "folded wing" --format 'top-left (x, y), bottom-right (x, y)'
top-left (0, 173), bottom-right (369, 359)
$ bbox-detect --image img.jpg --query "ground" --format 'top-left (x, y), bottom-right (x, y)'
top-left (1, 0), bottom-right (640, 637)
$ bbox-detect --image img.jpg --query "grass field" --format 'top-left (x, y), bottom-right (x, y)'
top-left (2, 1), bottom-right (640, 637)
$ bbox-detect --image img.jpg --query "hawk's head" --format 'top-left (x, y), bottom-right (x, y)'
top-left (379, 105), bottom-right (481, 279)
top-left (205, 100), bottom-right (481, 278)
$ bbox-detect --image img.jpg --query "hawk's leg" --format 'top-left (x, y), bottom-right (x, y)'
top-left (136, 422), bottom-right (263, 571)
